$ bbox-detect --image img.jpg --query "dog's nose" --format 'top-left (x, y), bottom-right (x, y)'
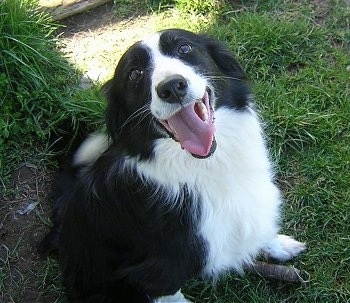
top-left (156, 75), bottom-right (188, 103)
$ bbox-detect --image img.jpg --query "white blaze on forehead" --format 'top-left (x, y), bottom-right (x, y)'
top-left (142, 32), bottom-right (207, 120)
top-left (141, 32), bottom-right (215, 157)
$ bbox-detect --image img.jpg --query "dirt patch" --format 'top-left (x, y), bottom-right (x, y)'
top-left (0, 163), bottom-right (56, 303)
top-left (311, 0), bottom-right (330, 25)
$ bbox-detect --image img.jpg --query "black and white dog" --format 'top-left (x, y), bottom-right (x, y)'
top-left (40, 29), bottom-right (306, 303)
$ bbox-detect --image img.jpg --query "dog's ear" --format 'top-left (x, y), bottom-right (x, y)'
top-left (204, 36), bottom-right (247, 80)
top-left (102, 79), bottom-right (127, 140)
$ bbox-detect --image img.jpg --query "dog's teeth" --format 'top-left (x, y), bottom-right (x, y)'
top-left (202, 110), bottom-right (209, 122)
top-left (166, 121), bottom-right (178, 136)
top-left (198, 102), bottom-right (209, 122)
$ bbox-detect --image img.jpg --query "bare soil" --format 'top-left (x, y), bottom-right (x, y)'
top-left (57, 2), bottom-right (160, 82)
top-left (1, 164), bottom-right (56, 302)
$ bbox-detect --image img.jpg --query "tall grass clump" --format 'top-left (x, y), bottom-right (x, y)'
top-left (0, 0), bottom-right (82, 179)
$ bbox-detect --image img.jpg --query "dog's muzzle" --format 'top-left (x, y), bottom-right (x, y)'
top-left (157, 76), bottom-right (216, 158)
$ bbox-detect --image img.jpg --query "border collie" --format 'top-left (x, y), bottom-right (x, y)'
top-left (40, 29), bottom-right (306, 303)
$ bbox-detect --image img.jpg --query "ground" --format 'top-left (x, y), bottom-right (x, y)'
top-left (1, 164), bottom-right (55, 302)
top-left (57, 2), bottom-right (163, 82)
top-left (0, 3), bottom-right (156, 302)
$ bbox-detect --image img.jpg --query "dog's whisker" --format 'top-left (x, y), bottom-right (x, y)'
top-left (127, 110), bottom-right (152, 132)
top-left (123, 104), bottom-right (150, 124)
top-left (203, 72), bottom-right (244, 81)
top-left (119, 102), bottom-right (151, 131)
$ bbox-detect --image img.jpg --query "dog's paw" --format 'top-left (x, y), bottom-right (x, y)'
top-left (263, 234), bottom-right (306, 262)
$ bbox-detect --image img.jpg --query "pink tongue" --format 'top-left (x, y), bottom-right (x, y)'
top-left (167, 104), bottom-right (215, 157)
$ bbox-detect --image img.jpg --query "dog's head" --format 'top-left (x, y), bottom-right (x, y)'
top-left (104, 29), bottom-right (250, 159)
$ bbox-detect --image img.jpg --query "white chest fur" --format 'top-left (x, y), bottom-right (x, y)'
top-left (135, 108), bottom-right (282, 277)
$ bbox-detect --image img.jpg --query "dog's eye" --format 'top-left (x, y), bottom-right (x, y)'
top-left (178, 44), bottom-right (192, 55)
top-left (129, 69), bottom-right (143, 81)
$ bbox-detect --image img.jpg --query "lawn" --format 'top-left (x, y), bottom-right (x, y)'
top-left (1, 0), bottom-right (349, 302)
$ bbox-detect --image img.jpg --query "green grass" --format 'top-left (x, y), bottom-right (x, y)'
top-left (179, 1), bottom-right (350, 302)
top-left (1, 0), bottom-right (349, 301)
top-left (0, 0), bottom-right (107, 186)
top-left (0, 0), bottom-right (75, 180)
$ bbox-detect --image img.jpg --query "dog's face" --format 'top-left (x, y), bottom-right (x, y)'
top-left (104, 29), bottom-right (250, 159)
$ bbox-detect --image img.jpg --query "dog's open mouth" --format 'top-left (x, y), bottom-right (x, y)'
top-left (159, 89), bottom-right (216, 158)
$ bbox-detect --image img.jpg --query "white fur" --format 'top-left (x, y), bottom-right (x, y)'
top-left (132, 108), bottom-right (290, 277)
top-left (263, 234), bottom-right (306, 261)
top-left (155, 290), bottom-right (191, 303)
top-left (143, 33), bottom-right (208, 120)
top-left (73, 132), bottom-right (109, 166)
